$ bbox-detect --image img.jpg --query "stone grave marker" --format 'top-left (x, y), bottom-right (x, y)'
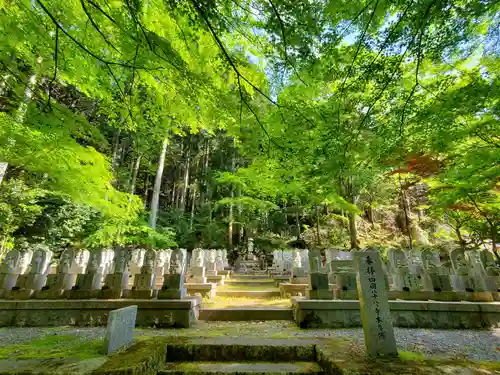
top-left (104, 305), bottom-right (137, 354)
top-left (355, 251), bottom-right (397, 357)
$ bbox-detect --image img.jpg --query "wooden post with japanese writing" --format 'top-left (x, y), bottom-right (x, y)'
top-left (355, 251), bottom-right (398, 357)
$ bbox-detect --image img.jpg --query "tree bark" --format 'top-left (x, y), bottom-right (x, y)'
top-left (315, 205), bottom-right (321, 245)
top-left (228, 138), bottom-right (236, 249)
top-left (149, 136), bottom-right (168, 228)
top-left (180, 143), bottom-right (191, 211)
top-left (111, 129), bottom-right (122, 169)
top-left (0, 162), bottom-right (8, 185)
top-left (348, 212), bottom-right (359, 249)
top-left (129, 154), bottom-right (141, 195)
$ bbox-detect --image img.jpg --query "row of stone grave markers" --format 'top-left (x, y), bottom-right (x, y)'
top-left (270, 248), bottom-right (500, 298)
top-left (185, 248), bottom-right (230, 298)
top-left (270, 249), bottom-right (310, 276)
top-left (0, 245), bottom-right (197, 299)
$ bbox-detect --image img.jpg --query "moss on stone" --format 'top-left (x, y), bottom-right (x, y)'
top-left (0, 335), bottom-right (104, 360)
top-left (93, 338), bottom-right (167, 375)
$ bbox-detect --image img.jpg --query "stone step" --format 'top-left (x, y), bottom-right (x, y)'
top-left (199, 308), bottom-right (293, 321)
top-left (226, 280), bottom-right (276, 286)
top-left (232, 275), bottom-right (270, 280)
top-left (160, 362), bottom-right (324, 374)
top-left (165, 338), bottom-right (318, 362)
top-left (216, 290), bottom-right (281, 298)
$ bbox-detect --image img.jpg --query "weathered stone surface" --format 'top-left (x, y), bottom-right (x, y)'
top-left (158, 274), bottom-right (187, 299)
top-left (0, 298), bottom-right (200, 328)
top-left (104, 305), bottom-right (137, 354)
top-left (185, 283), bottom-right (216, 299)
top-left (199, 307), bottom-right (293, 321)
top-left (355, 251), bottom-right (398, 357)
top-left (292, 298), bottom-right (500, 329)
top-left (280, 283), bottom-right (309, 297)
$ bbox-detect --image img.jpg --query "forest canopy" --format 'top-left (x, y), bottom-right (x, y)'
top-left (0, 0), bottom-right (499, 259)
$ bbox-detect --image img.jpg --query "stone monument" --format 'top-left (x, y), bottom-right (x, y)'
top-left (158, 249), bottom-right (187, 299)
top-left (128, 249), bottom-right (157, 299)
top-left (0, 248), bottom-right (33, 297)
top-left (104, 305), bottom-right (137, 354)
top-left (9, 244), bottom-right (52, 299)
top-left (308, 250), bottom-right (331, 299)
top-left (100, 247), bottom-right (131, 299)
top-left (355, 251), bottom-right (398, 357)
top-left (37, 248), bottom-right (89, 299)
top-left (70, 249), bottom-right (105, 299)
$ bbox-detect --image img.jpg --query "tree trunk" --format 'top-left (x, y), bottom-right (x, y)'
top-left (315, 205), bottom-right (321, 245)
top-left (190, 182), bottom-right (196, 230)
top-left (228, 138), bottom-right (236, 249)
top-left (111, 129), bottom-right (122, 169)
top-left (149, 136), bottom-right (168, 228)
top-left (180, 144), bottom-right (191, 211)
top-left (348, 212), bottom-right (359, 249)
top-left (0, 162), bottom-right (7, 185)
top-left (129, 155), bottom-right (141, 195)
top-left (295, 210), bottom-right (301, 240)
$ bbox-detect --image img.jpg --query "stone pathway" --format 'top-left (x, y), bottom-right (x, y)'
top-left (1, 322), bottom-right (499, 362)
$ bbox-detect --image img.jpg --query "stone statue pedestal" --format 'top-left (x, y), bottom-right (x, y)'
top-left (428, 273), bottom-right (453, 292)
top-left (36, 273), bottom-right (77, 299)
top-left (0, 273), bottom-right (20, 298)
top-left (308, 272), bottom-right (332, 299)
top-left (158, 274), bottom-right (187, 299)
top-left (127, 274), bottom-right (156, 299)
top-left (99, 272), bottom-right (128, 299)
top-left (7, 274), bottom-right (48, 299)
top-left (69, 272), bottom-right (102, 299)
top-left (205, 263), bottom-right (217, 276)
top-left (188, 266), bottom-right (207, 283)
top-left (451, 275), bottom-right (474, 292)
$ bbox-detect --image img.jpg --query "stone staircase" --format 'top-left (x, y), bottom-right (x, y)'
top-left (199, 273), bottom-right (294, 321)
top-left (160, 338), bottom-right (325, 374)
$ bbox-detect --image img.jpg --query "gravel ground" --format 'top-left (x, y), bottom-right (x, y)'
top-left (0, 322), bottom-right (498, 362)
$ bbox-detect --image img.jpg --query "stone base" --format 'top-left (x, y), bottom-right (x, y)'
top-left (218, 270), bottom-right (231, 279)
top-left (387, 290), bottom-right (494, 302)
top-left (290, 277), bottom-right (309, 285)
top-left (273, 276), bottom-right (290, 286)
top-left (185, 283), bottom-right (216, 299)
top-left (158, 288), bottom-right (187, 300)
top-left (35, 289), bottom-right (69, 299)
top-left (5, 289), bottom-right (35, 300)
top-left (280, 283), bottom-right (309, 298)
top-left (68, 289), bottom-right (100, 299)
top-left (125, 289), bottom-right (156, 299)
top-left (308, 289), bottom-right (333, 300)
top-left (98, 288), bottom-right (123, 299)
top-left (206, 275), bottom-right (225, 285)
top-left (292, 299), bottom-right (500, 329)
top-left (333, 289), bottom-right (358, 300)
top-left (0, 298), bottom-right (201, 328)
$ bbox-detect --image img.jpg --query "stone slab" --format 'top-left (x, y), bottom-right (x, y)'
top-left (0, 298), bottom-right (201, 328)
top-left (280, 283), bottom-right (309, 297)
top-left (216, 290), bottom-right (280, 298)
top-left (355, 251), bottom-right (397, 357)
top-left (104, 305), bottom-right (137, 354)
top-left (185, 283), bottom-right (216, 299)
top-left (292, 299), bottom-right (500, 329)
top-left (199, 307), bottom-right (293, 321)
top-left (206, 275), bottom-right (225, 285)
top-left (160, 361), bottom-right (324, 374)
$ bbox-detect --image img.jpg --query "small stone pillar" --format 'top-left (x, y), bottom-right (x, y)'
top-left (8, 245), bottom-right (52, 299)
top-left (158, 249), bottom-right (187, 299)
top-left (70, 249), bottom-right (105, 299)
top-left (355, 251), bottom-right (397, 357)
